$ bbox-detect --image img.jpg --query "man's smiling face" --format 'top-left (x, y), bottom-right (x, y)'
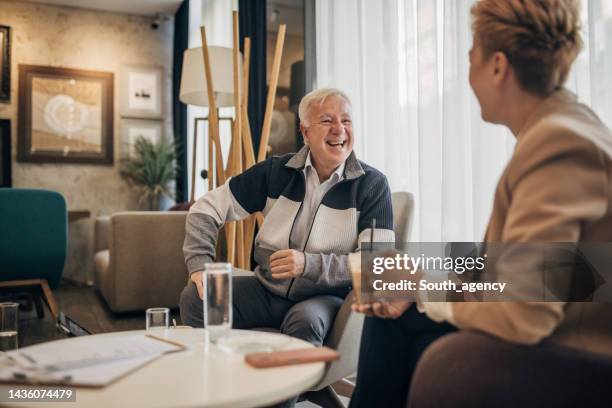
top-left (301, 95), bottom-right (354, 175)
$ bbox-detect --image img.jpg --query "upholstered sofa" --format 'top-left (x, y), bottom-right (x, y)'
top-left (94, 212), bottom-right (188, 312)
top-left (408, 331), bottom-right (612, 407)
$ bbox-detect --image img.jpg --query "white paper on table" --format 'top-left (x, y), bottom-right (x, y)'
top-left (0, 335), bottom-right (184, 387)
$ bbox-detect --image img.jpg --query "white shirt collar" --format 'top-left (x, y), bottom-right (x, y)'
top-left (304, 152), bottom-right (346, 182)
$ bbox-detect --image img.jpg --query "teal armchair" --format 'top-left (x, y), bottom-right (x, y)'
top-left (0, 188), bottom-right (67, 318)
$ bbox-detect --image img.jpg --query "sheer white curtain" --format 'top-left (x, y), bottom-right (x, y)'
top-left (315, 0), bottom-right (612, 242)
top-left (187, 0), bottom-right (236, 201)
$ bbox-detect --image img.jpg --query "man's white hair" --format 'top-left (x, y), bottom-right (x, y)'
top-left (298, 88), bottom-right (352, 127)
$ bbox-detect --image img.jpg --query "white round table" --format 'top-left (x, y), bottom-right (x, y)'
top-left (1, 329), bottom-right (325, 408)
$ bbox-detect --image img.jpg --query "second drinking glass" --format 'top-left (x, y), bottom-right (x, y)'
top-left (203, 263), bottom-right (232, 342)
top-left (0, 302), bottom-right (19, 352)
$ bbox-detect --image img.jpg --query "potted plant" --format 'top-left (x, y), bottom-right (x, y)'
top-left (120, 137), bottom-right (177, 210)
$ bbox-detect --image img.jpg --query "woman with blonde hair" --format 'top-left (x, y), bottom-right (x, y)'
top-left (350, 0), bottom-right (612, 406)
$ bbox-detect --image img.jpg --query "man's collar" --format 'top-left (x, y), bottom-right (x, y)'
top-left (285, 145), bottom-right (365, 180)
top-left (305, 152), bottom-right (345, 181)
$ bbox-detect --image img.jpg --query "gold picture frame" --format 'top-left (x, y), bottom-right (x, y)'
top-left (18, 65), bottom-right (114, 164)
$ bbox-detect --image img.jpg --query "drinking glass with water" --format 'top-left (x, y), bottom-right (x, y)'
top-left (0, 302), bottom-right (19, 351)
top-left (146, 307), bottom-right (170, 331)
top-left (204, 263), bottom-right (232, 342)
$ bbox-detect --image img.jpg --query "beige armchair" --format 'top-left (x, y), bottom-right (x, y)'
top-left (94, 212), bottom-right (188, 312)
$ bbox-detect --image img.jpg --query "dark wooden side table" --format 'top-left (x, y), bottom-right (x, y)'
top-left (68, 210), bottom-right (91, 223)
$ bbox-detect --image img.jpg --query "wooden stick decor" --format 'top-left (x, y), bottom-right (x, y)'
top-left (200, 27), bottom-right (226, 187)
top-left (258, 25), bottom-right (286, 163)
top-left (231, 11), bottom-right (242, 178)
top-left (253, 25), bottom-right (286, 232)
top-left (198, 14), bottom-right (286, 270)
top-left (200, 25), bottom-right (233, 264)
top-left (190, 117), bottom-right (198, 202)
top-left (224, 11), bottom-right (244, 267)
top-left (208, 125), bottom-right (213, 191)
top-left (241, 38), bottom-right (255, 169)
top-left (241, 37), bottom-right (256, 269)
top-left (243, 25), bottom-right (286, 265)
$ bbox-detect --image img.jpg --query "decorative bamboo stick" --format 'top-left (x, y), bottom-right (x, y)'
top-left (236, 221), bottom-right (244, 268)
top-left (242, 38), bottom-right (251, 114)
top-left (226, 124), bottom-right (237, 265)
top-left (225, 119), bottom-right (237, 177)
top-left (212, 118), bottom-right (223, 187)
top-left (241, 38), bottom-right (255, 168)
top-left (200, 27), bottom-right (226, 186)
top-left (241, 94), bottom-right (255, 170)
top-left (242, 110), bottom-right (256, 269)
top-left (225, 115), bottom-right (238, 264)
top-left (231, 11), bottom-right (242, 177)
top-left (257, 25), bottom-right (286, 163)
top-left (251, 25), bottom-right (285, 231)
top-left (208, 121), bottom-right (213, 191)
top-left (201, 25), bottom-right (233, 264)
top-left (226, 11), bottom-right (245, 267)
top-left (190, 117), bottom-right (198, 202)
top-left (240, 37), bottom-right (257, 269)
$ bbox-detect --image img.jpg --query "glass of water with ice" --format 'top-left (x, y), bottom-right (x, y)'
top-left (0, 302), bottom-right (19, 351)
top-left (204, 263), bottom-right (232, 342)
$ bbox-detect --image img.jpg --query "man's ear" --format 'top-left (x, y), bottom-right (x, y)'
top-left (491, 51), bottom-right (510, 87)
top-left (300, 123), bottom-right (309, 145)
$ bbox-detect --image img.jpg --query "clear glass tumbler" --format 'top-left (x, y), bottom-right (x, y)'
top-left (204, 263), bottom-right (232, 342)
top-left (0, 302), bottom-right (19, 351)
top-left (146, 307), bottom-right (170, 331)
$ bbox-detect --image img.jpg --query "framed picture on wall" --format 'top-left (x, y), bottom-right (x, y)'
top-left (120, 118), bottom-right (162, 159)
top-left (17, 65), bottom-right (114, 164)
top-left (0, 25), bottom-right (10, 101)
top-left (120, 65), bottom-right (163, 119)
top-left (0, 119), bottom-right (11, 187)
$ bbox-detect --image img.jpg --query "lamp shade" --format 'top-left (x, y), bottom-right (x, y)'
top-left (179, 46), bottom-right (239, 107)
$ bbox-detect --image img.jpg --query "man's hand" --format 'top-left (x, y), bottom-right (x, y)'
top-left (190, 271), bottom-right (204, 299)
top-left (269, 249), bottom-right (305, 279)
top-left (352, 300), bottom-right (413, 319)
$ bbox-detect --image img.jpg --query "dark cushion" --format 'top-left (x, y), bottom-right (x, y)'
top-left (408, 331), bottom-right (612, 408)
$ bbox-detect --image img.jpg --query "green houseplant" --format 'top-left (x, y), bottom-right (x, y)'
top-left (120, 137), bottom-right (177, 210)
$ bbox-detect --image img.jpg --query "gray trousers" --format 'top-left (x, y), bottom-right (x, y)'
top-left (179, 275), bottom-right (344, 346)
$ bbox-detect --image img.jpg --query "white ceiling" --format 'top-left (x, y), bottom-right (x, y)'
top-left (22, 0), bottom-right (305, 35)
top-left (23, 0), bottom-right (183, 16)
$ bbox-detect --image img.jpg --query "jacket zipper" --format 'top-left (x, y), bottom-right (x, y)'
top-left (285, 178), bottom-right (345, 299)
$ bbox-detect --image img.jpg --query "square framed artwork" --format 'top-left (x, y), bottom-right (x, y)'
top-left (0, 119), bottom-right (11, 187)
top-left (120, 118), bottom-right (162, 159)
top-left (0, 25), bottom-right (10, 101)
top-left (17, 65), bottom-right (114, 164)
top-left (120, 65), bottom-right (163, 119)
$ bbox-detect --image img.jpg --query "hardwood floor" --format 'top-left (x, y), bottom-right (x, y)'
top-left (10, 279), bottom-right (181, 348)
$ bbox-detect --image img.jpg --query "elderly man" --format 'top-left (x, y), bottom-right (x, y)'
top-left (180, 88), bottom-right (394, 346)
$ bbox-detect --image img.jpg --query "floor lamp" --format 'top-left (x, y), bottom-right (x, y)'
top-left (179, 45), bottom-right (235, 201)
